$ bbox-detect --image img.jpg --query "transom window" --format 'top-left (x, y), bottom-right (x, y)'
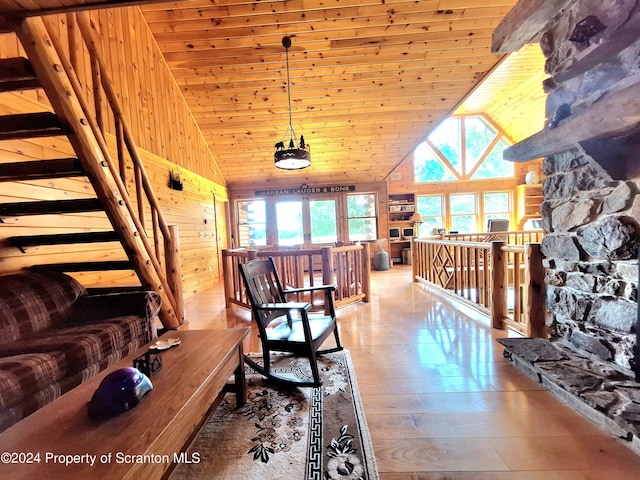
top-left (414, 115), bottom-right (513, 183)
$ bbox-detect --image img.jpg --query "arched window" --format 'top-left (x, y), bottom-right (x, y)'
top-left (414, 115), bottom-right (513, 183)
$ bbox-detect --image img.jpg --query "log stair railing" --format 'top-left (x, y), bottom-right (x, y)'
top-left (0, 15), bottom-right (184, 329)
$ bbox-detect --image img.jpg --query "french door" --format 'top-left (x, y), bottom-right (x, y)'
top-left (274, 197), bottom-right (340, 248)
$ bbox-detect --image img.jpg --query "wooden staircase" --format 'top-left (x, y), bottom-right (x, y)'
top-left (0, 15), bottom-right (183, 329)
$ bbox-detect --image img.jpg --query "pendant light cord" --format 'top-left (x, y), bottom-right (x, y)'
top-left (283, 37), bottom-right (296, 144)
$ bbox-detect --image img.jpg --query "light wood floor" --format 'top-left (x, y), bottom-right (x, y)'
top-left (183, 266), bottom-right (640, 479)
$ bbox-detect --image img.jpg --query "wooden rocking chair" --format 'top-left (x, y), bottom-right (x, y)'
top-left (239, 257), bottom-right (343, 386)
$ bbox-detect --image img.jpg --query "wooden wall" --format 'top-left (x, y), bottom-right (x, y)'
top-left (229, 181), bottom-right (387, 247)
top-left (0, 8), bottom-right (228, 297)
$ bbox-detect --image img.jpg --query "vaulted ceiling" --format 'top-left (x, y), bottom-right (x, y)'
top-left (138, 0), bottom-right (529, 188)
top-left (0, 0), bottom-right (547, 189)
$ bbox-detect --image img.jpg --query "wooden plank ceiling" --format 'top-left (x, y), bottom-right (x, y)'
top-left (139, 0), bottom-right (522, 188)
top-left (0, 0), bottom-right (537, 188)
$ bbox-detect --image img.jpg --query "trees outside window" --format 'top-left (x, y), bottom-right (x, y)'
top-left (417, 191), bottom-right (512, 234)
top-left (483, 192), bottom-right (511, 228)
top-left (347, 193), bottom-right (377, 241)
top-left (414, 115), bottom-right (513, 183)
top-left (236, 199), bottom-right (267, 246)
top-left (450, 193), bottom-right (477, 233)
top-left (416, 196), bottom-right (444, 236)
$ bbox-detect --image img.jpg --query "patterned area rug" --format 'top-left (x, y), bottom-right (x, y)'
top-left (170, 350), bottom-right (378, 480)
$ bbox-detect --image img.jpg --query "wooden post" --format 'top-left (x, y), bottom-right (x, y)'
top-left (491, 241), bottom-right (507, 330)
top-left (321, 246), bottom-right (334, 315)
top-left (361, 242), bottom-right (371, 302)
top-left (222, 250), bottom-right (233, 308)
top-left (411, 239), bottom-right (418, 281)
top-left (165, 225), bottom-right (185, 323)
top-left (525, 243), bottom-right (546, 337)
top-left (321, 246), bottom-right (333, 286)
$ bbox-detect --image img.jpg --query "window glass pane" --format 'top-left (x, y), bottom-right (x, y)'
top-left (416, 195), bottom-right (444, 236)
top-left (237, 199), bottom-right (266, 246)
top-left (484, 192), bottom-right (509, 212)
top-left (450, 194), bottom-right (476, 214)
top-left (450, 193), bottom-right (477, 233)
top-left (429, 118), bottom-right (461, 175)
top-left (451, 215), bottom-right (476, 233)
top-left (484, 192), bottom-right (510, 231)
top-left (417, 195), bottom-right (442, 215)
top-left (347, 194), bottom-right (376, 218)
top-left (414, 142), bottom-right (455, 183)
top-left (309, 200), bottom-right (337, 244)
top-left (465, 116), bottom-right (497, 174)
top-left (347, 194), bottom-right (377, 241)
top-left (348, 218), bottom-right (377, 241)
top-left (471, 139), bottom-right (514, 179)
top-left (276, 201), bottom-right (303, 246)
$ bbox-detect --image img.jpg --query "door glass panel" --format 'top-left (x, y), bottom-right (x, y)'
top-left (309, 200), bottom-right (337, 244)
top-left (276, 201), bottom-right (304, 246)
top-left (236, 199), bottom-right (266, 246)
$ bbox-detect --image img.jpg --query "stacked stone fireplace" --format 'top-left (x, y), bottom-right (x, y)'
top-left (492, 0), bottom-right (640, 447)
top-left (542, 148), bottom-right (638, 373)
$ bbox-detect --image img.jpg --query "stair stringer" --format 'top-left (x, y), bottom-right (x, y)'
top-left (13, 16), bottom-right (182, 329)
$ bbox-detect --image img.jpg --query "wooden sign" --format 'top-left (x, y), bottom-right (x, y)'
top-left (255, 185), bottom-right (356, 196)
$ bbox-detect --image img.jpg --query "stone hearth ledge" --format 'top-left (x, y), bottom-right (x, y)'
top-left (498, 337), bottom-right (640, 455)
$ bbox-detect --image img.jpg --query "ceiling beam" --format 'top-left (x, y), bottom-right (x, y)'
top-left (491, 0), bottom-right (578, 54)
top-left (0, 0), bottom-right (193, 18)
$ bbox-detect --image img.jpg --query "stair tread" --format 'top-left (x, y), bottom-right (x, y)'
top-left (9, 231), bottom-right (119, 249)
top-left (0, 158), bottom-right (84, 182)
top-left (0, 112), bottom-right (66, 140)
top-left (29, 261), bottom-right (133, 272)
top-left (0, 57), bottom-right (39, 92)
top-left (0, 198), bottom-right (103, 217)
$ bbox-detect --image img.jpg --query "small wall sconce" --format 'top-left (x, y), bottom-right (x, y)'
top-left (169, 170), bottom-right (183, 191)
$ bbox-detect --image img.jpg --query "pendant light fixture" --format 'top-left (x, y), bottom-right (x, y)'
top-left (274, 36), bottom-right (311, 170)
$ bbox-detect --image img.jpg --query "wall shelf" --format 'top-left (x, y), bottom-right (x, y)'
top-left (388, 193), bottom-right (415, 263)
top-left (516, 183), bottom-right (542, 228)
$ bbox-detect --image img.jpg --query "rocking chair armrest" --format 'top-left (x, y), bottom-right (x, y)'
top-left (257, 302), bottom-right (312, 313)
top-left (284, 284), bottom-right (337, 295)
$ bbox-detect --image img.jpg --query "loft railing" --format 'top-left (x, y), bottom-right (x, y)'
top-left (412, 237), bottom-right (546, 337)
top-left (222, 244), bottom-right (371, 310)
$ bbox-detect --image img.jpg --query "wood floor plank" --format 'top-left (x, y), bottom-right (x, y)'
top-left (183, 266), bottom-right (640, 478)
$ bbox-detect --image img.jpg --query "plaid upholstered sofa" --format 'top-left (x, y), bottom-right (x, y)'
top-left (0, 271), bottom-right (160, 432)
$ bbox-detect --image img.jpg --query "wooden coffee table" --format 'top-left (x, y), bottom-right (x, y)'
top-left (0, 328), bottom-right (249, 480)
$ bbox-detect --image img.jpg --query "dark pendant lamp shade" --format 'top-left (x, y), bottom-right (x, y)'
top-left (274, 36), bottom-right (311, 170)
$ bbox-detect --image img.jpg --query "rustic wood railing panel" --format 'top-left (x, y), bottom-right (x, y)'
top-left (222, 244), bottom-right (370, 311)
top-left (414, 236), bottom-right (546, 337)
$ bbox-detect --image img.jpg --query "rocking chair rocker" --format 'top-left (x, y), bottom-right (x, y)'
top-left (239, 257), bottom-right (343, 386)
